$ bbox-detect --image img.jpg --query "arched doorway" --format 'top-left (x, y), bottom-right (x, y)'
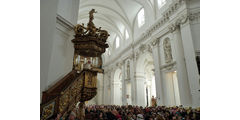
top-left (144, 62), bottom-right (156, 107)
top-left (135, 52), bottom-right (156, 107)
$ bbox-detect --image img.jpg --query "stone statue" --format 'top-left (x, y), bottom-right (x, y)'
top-left (127, 61), bottom-right (130, 79)
top-left (163, 39), bottom-right (173, 63)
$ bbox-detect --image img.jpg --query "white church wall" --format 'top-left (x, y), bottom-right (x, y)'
top-left (163, 72), bottom-right (176, 106)
top-left (57, 0), bottom-right (79, 25)
top-left (110, 68), bottom-right (115, 105)
top-left (152, 42), bottom-right (164, 105)
top-left (171, 26), bottom-right (192, 107)
top-left (103, 72), bottom-right (111, 105)
top-left (113, 68), bottom-right (123, 105)
top-left (103, 73), bottom-right (107, 104)
top-left (47, 28), bottom-right (74, 87)
top-left (47, 0), bottom-right (80, 89)
top-left (40, 0), bottom-right (80, 102)
top-left (190, 23), bottom-right (200, 52)
top-left (101, 0), bottom-right (200, 107)
top-left (180, 22), bottom-right (200, 107)
top-left (172, 72), bottom-right (181, 106)
top-left (133, 4), bottom-right (155, 43)
top-left (96, 73), bottom-right (104, 105)
top-left (40, 0), bottom-right (59, 100)
top-left (121, 62), bottom-right (127, 105)
top-left (187, 0), bottom-right (200, 53)
top-left (129, 57), bottom-right (136, 105)
top-left (155, 0), bottom-right (173, 20)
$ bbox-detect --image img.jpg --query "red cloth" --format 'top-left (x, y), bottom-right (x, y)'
top-left (116, 114), bottom-right (121, 119)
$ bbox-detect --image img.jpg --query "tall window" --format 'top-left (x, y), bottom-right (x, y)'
top-left (125, 30), bottom-right (129, 40)
top-left (116, 36), bottom-right (120, 48)
top-left (158, 0), bottom-right (166, 8)
top-left (106, 48), bottom-right (111, 56)
top-left (137, 8), bottom-right (145, 28)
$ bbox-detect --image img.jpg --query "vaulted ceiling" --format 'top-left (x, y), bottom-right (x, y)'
top-left (78, 0), bottom-right (155, 47)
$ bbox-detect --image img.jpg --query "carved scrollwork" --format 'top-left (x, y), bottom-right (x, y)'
top-left (129, 53), bottom-right (134, 60)
top-left (147, 44), bottom-right (153, 53)
top-left (168, 13), bottom-right (188, 32)
top-left (41, 101), bottom-right (55, 120)
top-left (151, 37), bottom-right (160, 46)
top-left (135, 51), bottom-right (140, 61)
top-left (139, 44), bottom-right (146, 53)
top-left (188, 11), bottom-right (200, 23)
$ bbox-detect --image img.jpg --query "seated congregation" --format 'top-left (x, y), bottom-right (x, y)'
top-left (54, 105), bottom-right (200, 120)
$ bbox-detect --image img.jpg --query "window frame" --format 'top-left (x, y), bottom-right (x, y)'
top-left (158, 0), bottom-right (166, 9)
top-left (115, 36), bottom-right (120, 48)
top-left (137, 8), bottom-right (145, 28)
top-left (125, 29), bottom-right (129, 40)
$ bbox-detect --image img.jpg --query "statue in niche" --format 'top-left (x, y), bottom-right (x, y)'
top-left (163, 39), bottom-right (173, 63)
top-left (127, 61), bottom-right (130, 79)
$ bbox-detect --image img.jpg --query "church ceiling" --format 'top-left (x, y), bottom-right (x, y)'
top-left (78, 0), bottom-right (154, 45)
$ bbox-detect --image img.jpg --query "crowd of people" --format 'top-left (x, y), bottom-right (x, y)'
top-left (53, 105), bottom-right (200, 120)
top-left (83, 105), bottom-right (200, 120)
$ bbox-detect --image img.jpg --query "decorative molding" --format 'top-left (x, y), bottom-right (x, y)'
top-left (151, 37), bottom-right (160, 46)
top-left (160, 61), bottom-right (176, 70)
top-left (162, 0), bottom-right (186, 20)
top-left (134, 0), bottom-right (186, 47)
top-left (168, 13), bottom-right (188, 32)
top-left (116, 62), bottom-right (123, 68)
top-left (103, 0), bottom-right (199, 69)
top-left (189, 12), bottom-right (200, 21)
top-left (195, 50), bottom-right (200, 56)
top-left (147, 44), bottom-right (153, 53)
top-left (134, 75), bottom-right (145, 79)
top-left (125, 78), bottom-right (131, 83)
top-left (188, 6), bottom-right (200, 21)
top-left (103, 0), bottom-right (186, 67)
top-left (134, 51), bottom-right (139, 61)
top-left (56, 14), bottom-right (75, 30)
top-left (137, 43), bottom-right (153, 56)
top-left (139, 44), bottom-right (146, 53)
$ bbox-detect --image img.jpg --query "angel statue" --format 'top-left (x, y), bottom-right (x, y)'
top-left (89, 9), bottom-right (97, 23)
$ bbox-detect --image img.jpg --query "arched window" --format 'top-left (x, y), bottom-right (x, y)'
top-left (125, 29), bottom-right (129, 40)
top-left (106, 48), bottom-right (111, 56)
top-left (116, 36), bottom-right (120, 48)
top-left (158, 0), bottom-right (166, 9)
top-left (137, 8), bottom-right (145, 28)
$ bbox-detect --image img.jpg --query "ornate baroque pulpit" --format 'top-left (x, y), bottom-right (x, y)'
top-left (40, 9), bottom-right (109, 120)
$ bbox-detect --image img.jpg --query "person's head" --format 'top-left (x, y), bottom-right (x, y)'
top-left (137, 114), bottom-right (144, 120)
top-left (99, 112), bottom-right (103, 118)
top-left (127, 112), bottom-right (132, 117)
top-left (68, 111), bottom-right (76, 120)
top-left (172, 116), bottom-right (177, 120)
